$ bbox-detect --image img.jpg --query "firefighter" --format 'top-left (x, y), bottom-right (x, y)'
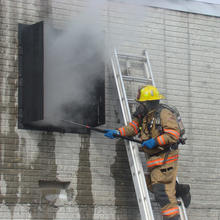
top-left (105, 85), bottom-right (190, 220)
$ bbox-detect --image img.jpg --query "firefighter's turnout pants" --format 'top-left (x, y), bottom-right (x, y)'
top-left (146, 149), bottom-right (179, 219)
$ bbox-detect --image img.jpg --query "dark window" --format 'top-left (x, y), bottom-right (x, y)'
top-left (18, 21), bottom-right (105, 133)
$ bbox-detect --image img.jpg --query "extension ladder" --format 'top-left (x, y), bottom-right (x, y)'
top-left (111, 49), bottom-right (188, 220)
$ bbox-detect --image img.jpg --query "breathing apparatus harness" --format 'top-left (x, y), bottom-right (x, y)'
top-left (133, 103), bottom-right (187, 157)
top-left (155, 104), bottom-right (186, 145)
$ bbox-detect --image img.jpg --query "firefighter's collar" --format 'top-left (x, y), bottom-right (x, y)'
top-left (148, 109), bottom-right (156, 116)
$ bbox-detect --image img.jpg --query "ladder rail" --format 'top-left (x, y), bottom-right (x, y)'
top-left (177, 178), bottom-right (188, 220)
top-left (127, 141), bottom-right (155, 220)
top-left (111, 50), bottom-right (155, 220)
top-left (144, 50), bottom-right (155, 86)
top-left (112, 49), bottom-right (131, 123)
top-left (179, 198), bottom-right (188, 220)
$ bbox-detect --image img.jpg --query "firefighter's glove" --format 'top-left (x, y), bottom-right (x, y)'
top-left (104, 129), bottom-right (120, 139)
top-left (142, 138), bottom-right (157, 149)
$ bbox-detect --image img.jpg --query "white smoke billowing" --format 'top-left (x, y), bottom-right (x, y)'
top-left (39, 0), bottom-right (148, 128)
top-left (43, 2), bottom-right (106, 126)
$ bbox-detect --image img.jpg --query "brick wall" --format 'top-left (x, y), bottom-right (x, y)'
top-left (0, 0), bottom-right (220, 219)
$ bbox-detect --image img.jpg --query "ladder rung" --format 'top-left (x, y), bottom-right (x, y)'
top-left (118, 53), bottom-right (146, 61)
top-left (122, 75), bottom-right (151, 83)
top-left (127, 99), bottom-right (136, 104)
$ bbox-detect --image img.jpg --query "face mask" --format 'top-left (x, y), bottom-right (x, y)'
top-left (142, 102), bottom-right (151, 111)
top-left (137, 104), bottom-right (148, 116)
top-left (141, 100), bottom-right (159, 112)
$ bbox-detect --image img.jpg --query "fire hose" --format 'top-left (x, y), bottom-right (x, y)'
top-left (62, 120), bottom-right (142, 144)
top-left (62, 120), bottom-right (180, 157)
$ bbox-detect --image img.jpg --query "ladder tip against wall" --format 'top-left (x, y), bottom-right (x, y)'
top-left (117, 52), bottom-right (146, 62)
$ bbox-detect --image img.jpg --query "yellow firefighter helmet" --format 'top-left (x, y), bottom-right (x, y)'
top-left (136, 85), bottom-right (165, 102)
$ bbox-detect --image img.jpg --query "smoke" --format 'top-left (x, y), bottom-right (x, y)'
top-left (38, 0), bottom-right (148, 128)
top-left (43, 2), bottom-right (106, 126)
top-left (38, 0), bottom-right (220, 130)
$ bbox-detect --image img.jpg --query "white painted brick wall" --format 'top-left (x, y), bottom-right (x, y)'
top-left (0, 0), bottom-right (220, 219)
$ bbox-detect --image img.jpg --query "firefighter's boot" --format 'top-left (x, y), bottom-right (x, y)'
top-left (163, 215), bottom-right (180, 220)
top-left (176, 182), bottom-right (191, 208)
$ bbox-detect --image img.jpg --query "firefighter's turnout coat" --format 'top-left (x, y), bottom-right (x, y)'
top-left (118, 105), bottom-right (180, 218)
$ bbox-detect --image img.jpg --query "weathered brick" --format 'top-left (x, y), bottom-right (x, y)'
top-left (0, 0), bottom-right (220, 220)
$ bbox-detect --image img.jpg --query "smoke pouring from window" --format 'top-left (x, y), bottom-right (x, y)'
top-left (43, 3), bottom-right (106, 127)
top-left (41, 0), bottom-right (146, 128)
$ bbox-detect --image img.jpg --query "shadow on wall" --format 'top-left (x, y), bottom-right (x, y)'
top-left (0, 0), bottom-right (62, 219)
top-left (76, 134), bottom-right (95, 219)
top-left (28, 132), bottom-right (58, 220)
top-left (111, 139), bottom-right (140, 220)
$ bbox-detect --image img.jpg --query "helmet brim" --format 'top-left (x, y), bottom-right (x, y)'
top-left (136, 94), bottom-right (165, 102)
